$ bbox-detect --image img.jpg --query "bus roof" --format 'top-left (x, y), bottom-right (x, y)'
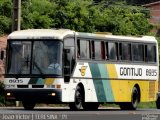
top-left (8, 29), bottom-right (75, 40)
top-left (76, 32), bottom-right (157, 43)
top-left (8, 29), bottom-right (157, 43)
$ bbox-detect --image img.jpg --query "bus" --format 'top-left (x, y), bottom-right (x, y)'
top-left (4, 29), bottom-right (159, 110)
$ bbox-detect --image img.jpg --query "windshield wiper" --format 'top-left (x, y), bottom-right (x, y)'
top-left (32, 60), bottom-right (45, 79)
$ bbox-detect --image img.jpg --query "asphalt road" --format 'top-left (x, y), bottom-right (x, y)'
top-left (0, 107), bottom-right (160, 120)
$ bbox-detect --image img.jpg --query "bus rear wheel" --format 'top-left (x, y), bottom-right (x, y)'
top-left (69, 86), bottom-right (83, 110)
top-left (120, 87), bottom-right (139, 110)
top-left (22, 101), bottom-right (36, 110)
top-left (156, 97), bottom-right (160, 109)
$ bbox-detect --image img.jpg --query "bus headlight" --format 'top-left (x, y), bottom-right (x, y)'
top-left (51, 93), bottom-right (56, 96)
top-left (7, 92), bottom-right (11, 96)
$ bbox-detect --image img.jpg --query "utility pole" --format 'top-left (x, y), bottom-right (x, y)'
top-left (12, 0), bottom-right (21, 107)
top-left (12, 0), bottom-right (21, 31)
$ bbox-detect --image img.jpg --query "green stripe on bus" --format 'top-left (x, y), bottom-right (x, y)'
top-left (36, 78), bottom-right (45, 84)
top-left (29, 78), bottom-right (38, 84)
top-left (89, 63), bottom-right (106, 102)
top-left (98, 64), bottom-right (114, 102)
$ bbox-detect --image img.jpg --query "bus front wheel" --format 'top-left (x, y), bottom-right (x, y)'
top-left (83, 102), bottom-right (99, 110)
top-left (22, 101), bottom-right (36, 110)
top-left (69, 86), bottom-right (84, 110)
top-left (120, 87), bottom-right (139, 110)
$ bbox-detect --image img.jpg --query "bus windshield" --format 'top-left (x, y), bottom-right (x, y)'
top-left (7, 40), bottom-right (63, 77)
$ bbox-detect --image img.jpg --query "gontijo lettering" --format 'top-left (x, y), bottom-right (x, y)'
top-left (120, 67), bottom-right (142, 76)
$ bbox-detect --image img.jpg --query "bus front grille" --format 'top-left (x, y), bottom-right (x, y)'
top-left (17, 85), bottom-right (28, 88)
top-left (32, 85), bottom-right (44, 88)
top-left (17, 85), bottom-right (44, 88)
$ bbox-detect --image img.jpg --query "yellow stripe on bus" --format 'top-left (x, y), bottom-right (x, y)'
top-left (106, 64), bottom-right (120, 102)
top-left (45, 78), bottom-right (55, 85)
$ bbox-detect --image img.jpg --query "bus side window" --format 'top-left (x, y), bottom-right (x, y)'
top-left (94, 41), bottom-right (101, 60)
top-left (132, 43), bottom-right (144, 62)
top-left (121, 43), bottom-right (131, 61)
top-left (79, 39), bottom-right (90, 59)
top-left (146, 44), bottom-right (156, 62)
top-left (91, 41), bottom-right (105, 60)
top-left (108, 42), bottom-right (118, 60)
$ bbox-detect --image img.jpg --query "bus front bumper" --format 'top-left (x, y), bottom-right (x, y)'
top-left (5, 89), bottom-right (62, 103)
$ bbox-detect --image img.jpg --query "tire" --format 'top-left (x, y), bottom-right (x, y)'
top-left (83, 102), bottom-right (99, 110)
top-left (156, 97), bottom-right (160, 109)
top-left (120, 87), bottom-right (139, 110)
top-left (22, 101), bottom-right (36, 110)
top-left (69, 86), bottom-right (84, 110)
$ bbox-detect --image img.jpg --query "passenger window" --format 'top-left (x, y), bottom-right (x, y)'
top-left (91, 41), bottom-right (105, 60)
top-left (108, 42), bottom-right (118, 60)
top-left (119, 43), bottom-right (131, 61)
top-left (132, 43), bottom-right (144, 61)
top-left (78, 39), bottom-right (90, 59)
top-left (145, 44), bottom-right (156, 62)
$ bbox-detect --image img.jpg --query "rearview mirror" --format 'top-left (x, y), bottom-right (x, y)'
top-left (64, 49), bottom-right (70, 53)
top-left (0, 51), bottom-right (4, 60)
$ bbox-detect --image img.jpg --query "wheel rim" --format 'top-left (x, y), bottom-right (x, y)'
top-left (75, 90), bottom-right (82, 109)
top-left (132, 89), bottom-right (138, 107)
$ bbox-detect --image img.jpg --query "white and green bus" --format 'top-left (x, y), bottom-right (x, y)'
top-left (4, 29), bottom-right (159, 110)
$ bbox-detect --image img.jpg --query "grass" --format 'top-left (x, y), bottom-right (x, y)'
top-left (100, 102), bottom-right (157, 109)
top-left (138, 102), bottom-right (156, 109)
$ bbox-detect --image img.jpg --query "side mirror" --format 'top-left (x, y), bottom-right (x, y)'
top-left (0, 51), bottom-right (4, 60)
top-left (64, 49), bottom-right (70, 53)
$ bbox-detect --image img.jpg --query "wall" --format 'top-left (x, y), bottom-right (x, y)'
top-left (0, 36), bottom-right (7, 81)
top-left (144, 2), bottom-right (160, 24)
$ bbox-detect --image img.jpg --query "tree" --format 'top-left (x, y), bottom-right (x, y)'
top-left (0, 0), bottom-right (12, 35)
top-left (52, 0), bottom-right (96, 32)
top-left (94, 1), bottom-right (152, 35)
top-left (21, 0), bottom-right (55, 29)
top-left (0, 0), bottom-right (153, 36)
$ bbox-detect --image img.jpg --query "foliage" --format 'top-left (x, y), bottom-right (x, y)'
top-left (0, 0), bottom-right (153, 36)
top-left (0, 0), bottom-right (12, 35)
top-left (21, 0), bottom-right (54, 29)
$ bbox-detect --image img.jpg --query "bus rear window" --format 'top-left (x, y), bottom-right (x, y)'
top-left (145, 44), bottom-right (156, 62)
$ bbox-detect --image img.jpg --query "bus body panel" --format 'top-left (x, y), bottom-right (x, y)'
top-left (72, 62), bottom-right (158, 102)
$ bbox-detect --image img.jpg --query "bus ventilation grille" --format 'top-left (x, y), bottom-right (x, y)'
top-left (149, 81), bottom-right (155, 98)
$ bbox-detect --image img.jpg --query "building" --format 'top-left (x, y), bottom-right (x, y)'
top-left (143, 1), bottom-right (160, 24)
top-left (0, 36), bottom-right (7, 81)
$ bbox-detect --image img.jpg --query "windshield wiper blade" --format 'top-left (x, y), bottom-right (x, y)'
top-left (33, 61), bottom-right (45, 79)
